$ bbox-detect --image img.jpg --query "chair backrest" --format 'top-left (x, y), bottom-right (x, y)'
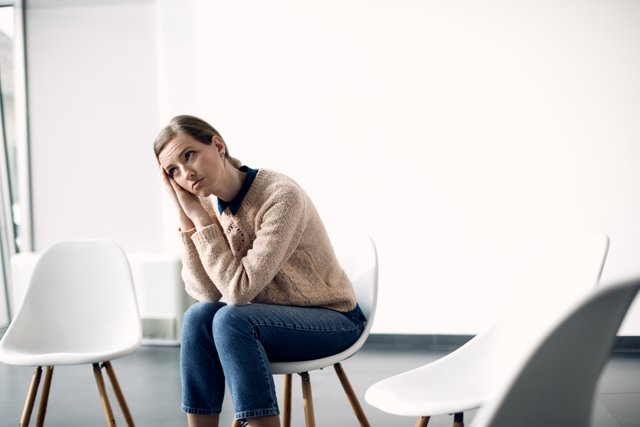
top-left (472, 277), bottom-right (640, 427)
top-left (0, 240), bottom-right (141, 363)
top-left (488, 233), bottom-right (609, 389)
top-left (332, 233), bottom-right (379, 324)
top-left (331, 232), bottom-right (378, 356)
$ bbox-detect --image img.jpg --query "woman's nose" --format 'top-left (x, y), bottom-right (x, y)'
top-left (183, 166), bottom-right (196, 180)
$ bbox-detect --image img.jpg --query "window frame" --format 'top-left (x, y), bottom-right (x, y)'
top-left (0, 0), bottom-right (32, 328)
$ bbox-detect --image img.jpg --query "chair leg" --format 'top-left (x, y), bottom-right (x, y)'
top-left (282, 373), bottom-right (292, 427)
top-left (103, 361), bottom-right (135, 427)
top-left (34, 366), bottom-right (54, 427)
top-left (299, 372), bottom-right (316, 427)
top-left (453, 412), bottom-right (464, 427)
top-left (20, 366), bottom-right (43, 426)
top-left (333, 363), bottom-right (370, 427)
top-left (93, 363), bottom-right (117, 427)
top-left (415, 416), bottom-right (431, 427)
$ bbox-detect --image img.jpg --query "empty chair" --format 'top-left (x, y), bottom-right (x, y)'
top-left (0, 240), bottom-right (142, 426)
top-left (232, 233), bottom-right (378, 427)
top-left (471, 277), bottom-right (640, 427)
top-left (365, 234), bottom-right (609, 427)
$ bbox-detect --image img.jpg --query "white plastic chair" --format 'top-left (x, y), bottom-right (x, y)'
top-left (232, 233), bottom-right (378, 427)
top-left (471, 276), bottom-right (640, 427)
top-left (0, 240), bottom-right (142, 426)
top-left (365, 234), bottom-right (609, 427)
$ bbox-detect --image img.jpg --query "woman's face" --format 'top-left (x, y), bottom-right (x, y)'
top-left (158, 132), bottom-right (226, 197)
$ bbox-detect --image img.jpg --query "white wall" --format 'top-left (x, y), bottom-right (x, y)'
top-left (26, 0), bottom-right (640, 335)
top-left (26, 0), bottom-right (162, 253)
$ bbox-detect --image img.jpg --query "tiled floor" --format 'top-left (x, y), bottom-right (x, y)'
top-left (0, 341), bottom-right (638, 427)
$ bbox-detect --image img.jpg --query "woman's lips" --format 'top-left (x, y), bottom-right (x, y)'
top-left (192, 178), bottom-right (204, 191)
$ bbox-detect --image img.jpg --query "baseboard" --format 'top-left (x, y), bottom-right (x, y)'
top-left (364, 334), bottom-right (475, 352)
top-left (364, 334), bottom-right (640, 353)
top-left (614, 336), bottom-right (640, 353)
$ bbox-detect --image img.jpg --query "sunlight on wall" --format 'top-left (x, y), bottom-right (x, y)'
top-left (101, 0), bottom-right (640, 334)
top-left (154, 0), bottom-right (640, 334)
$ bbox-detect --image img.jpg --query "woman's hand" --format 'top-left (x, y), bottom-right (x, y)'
top-left (158, 164), bottom-right (213, 230)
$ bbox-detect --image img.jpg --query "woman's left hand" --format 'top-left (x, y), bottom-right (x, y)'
top-left (167, 178), bottom-right (213, 229)
top-left (158, 163), bottom-right (213, 230)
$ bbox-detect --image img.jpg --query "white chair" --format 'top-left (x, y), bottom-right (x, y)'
top-left (0, 240), bottom-right (142, 426)
top-left (471, 276), bottom-right (640, 427)
top-left (233, 233), bottom-right (378, 427)
top-left (365, 234), bottom-right (609, 427)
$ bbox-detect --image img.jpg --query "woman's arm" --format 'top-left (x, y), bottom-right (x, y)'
top-left (158, 163), bottom-right (221, 300)
top-left (191, 184), bottom-right (306, 305)
top-left (179, 227), bottom-right (223, 301)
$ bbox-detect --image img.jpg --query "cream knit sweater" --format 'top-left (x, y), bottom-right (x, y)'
top-left (179, 169), bottom-right (357, 312)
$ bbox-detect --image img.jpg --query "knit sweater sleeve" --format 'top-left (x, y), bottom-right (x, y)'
top-left (177, 199), bottom-right (224, 301)
top-left (178, 228), bottom-right (223, 301)
top-left (190, 183), bottom-right (306, 305)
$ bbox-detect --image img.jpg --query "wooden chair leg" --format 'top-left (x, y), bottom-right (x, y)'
top-left (415, 416), bottom-right (431, 427)
top-left (282, 373), bottom-right (292, 427)
top-left (93, 363), bottom-right (117, 427)
top-left (34, 366), bottom-right (54, 427)
top-left (333, 363), bottom-right (370, 427)
top-left (20, 366), bottom-right (43, 426)
top-left (299, 372), bottom-right (316, 427)
top-left (103, 361), bottom-right (135, 426)
top-left (453, 411), bottom-right (464, 427)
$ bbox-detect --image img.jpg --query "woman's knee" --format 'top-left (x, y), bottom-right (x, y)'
top-left (182, 301), bottom-right (226, 340)
top-left (212, 305), bottom-right (253, 344)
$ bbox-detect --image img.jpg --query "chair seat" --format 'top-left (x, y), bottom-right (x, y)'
top-left (0, 344), bottom-right (140, 366)
top-left (366, 327), bottom-right (498, 416)
top-left (366, 371), bottom-right (487, 416)
top-left (270, 331), bottom-right (369, 375)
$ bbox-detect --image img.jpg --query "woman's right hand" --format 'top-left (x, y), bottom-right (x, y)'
top-left (158, 164), bottom-right (196, 231)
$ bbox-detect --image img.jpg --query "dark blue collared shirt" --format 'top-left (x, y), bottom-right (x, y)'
top-left (217, 165), bottom-right (258, 215)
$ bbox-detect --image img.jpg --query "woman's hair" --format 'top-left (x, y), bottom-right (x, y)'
top-left (153, 115), bottom-right (242, 168)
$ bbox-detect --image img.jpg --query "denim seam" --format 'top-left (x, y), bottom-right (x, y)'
top-left (252, 333), bottom-right (279, 413)
top-left (181, 404), bottom-right (221, 416)
top-left (235, 407), bottom-right (280, 420)
top-left (250, 321), bottom-right (361, 334)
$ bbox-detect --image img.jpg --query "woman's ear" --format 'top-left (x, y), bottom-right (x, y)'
top-left (212, 135), bottom-right (225, 152)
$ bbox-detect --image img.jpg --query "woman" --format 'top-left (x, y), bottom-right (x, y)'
top-left (154, 115), bottom-right (366, 427)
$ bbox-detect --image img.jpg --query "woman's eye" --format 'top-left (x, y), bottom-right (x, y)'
top-left (167, 168), bottom-right (178, 177)
top-left (185, 151), bottom-right (194, 161)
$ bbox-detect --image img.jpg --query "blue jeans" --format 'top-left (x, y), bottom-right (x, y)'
top-left (180, 302), bottom-right (366, 420)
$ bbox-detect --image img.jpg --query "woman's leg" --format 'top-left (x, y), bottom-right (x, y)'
top-left (187, 414), bottom-right (220, 427)
top-left (181, 301), bottom-right (228, 423)
top-left (212, 304), bottom-right (365, 424)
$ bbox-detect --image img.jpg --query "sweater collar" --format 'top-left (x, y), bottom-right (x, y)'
top-left (217, 165), bottom-right (258, 215)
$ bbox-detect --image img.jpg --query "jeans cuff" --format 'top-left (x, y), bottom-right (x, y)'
top-left (181, 404), bottom-right (221, 415)
top-left (235, 407), bottom-right (279, 419)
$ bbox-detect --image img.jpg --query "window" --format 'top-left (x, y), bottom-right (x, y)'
top-left (0, 3), bottom-right (29, 333)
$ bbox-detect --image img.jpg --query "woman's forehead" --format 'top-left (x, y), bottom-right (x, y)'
top-left (158, 134), bottom-right (193, 165)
